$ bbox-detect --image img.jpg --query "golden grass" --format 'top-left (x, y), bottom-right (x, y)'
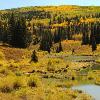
top-left (0, 41), bottom-right (99, 99)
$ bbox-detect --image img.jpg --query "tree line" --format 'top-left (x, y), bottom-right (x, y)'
top-left (0, 13), bottom-right (32, 48)
top-left (0, 12), bottom-right (100, 52)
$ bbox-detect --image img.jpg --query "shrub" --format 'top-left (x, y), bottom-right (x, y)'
top-left (0, 68), bottom-right (9, 76)
top-left (0, 67), bottom-right (14, 76)
top-left (0, 51), bottom-right (5, 60)
top-left (13, 76), bottom-right (26, 90)
top-left (0, 76), bottom-right (14, 93)
top-left (0, 76), bottom-right (26, 93)
top-left (27, 74), bottom-right (41, 87)
top-left (47, 65), bottom-right (55, 72)
top-left (15, 71), bottom-right (23, 76)
top-left (95, 77), bottom-right (100, 85)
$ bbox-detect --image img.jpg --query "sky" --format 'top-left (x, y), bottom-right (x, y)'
top-left (0, 0), bottom-right (100, 10)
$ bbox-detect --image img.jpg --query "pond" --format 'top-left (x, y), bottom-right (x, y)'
top-left (72, 84), bottom-right (100, 100)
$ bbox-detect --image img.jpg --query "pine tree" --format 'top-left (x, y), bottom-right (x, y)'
top-left (31, 50), bottom-right (38, 63)
top-left (8, 13), bottom-right (16, 45)
top-left (39, 29), bottom-right (52, 53)
top-left (2, 23), bottom-right (8, 43)
top-left (57, 16), bottom-right (62, 24)
top-left (54, 27), bottom-right (62, 43)
top-left (92, 37), bottom-right (97, 52)
top-left (59, 41), bottom-right (63, 52)
top-left (67, 24), bottom-right (72, 40)
top-left (56, 47), bottom-right (59, 53)
top-left (0, 20), bottom-right (3, 41)
top-left (81, 23), bottom-right (89, 45)
top-left (90, 23), bottom-right (94, 45)
top-left (56, 41), bottom-right (63, 53)
top-left (13, 17), bottom-right (32, 48)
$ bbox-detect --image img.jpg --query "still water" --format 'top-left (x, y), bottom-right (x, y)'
top-left (72, 84), bottom-right (100, 100)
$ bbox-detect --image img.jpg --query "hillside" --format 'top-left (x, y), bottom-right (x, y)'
top-left (1, 5), bottom-right (100, 21)
top-left (1, 5), bottom-right (100, 14)
top-left (0, 5), bottom-right (100, 100)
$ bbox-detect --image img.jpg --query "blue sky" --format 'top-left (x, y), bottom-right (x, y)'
top-left (0, 0), bottom-right (100, 10)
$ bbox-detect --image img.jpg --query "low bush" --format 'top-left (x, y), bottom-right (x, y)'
top-left (0, 76), bottom-right (14, 93)
top-left (0, 76), bottom-right (26, 93)
top-left (0, 51), bottom-right (5, 60)
top-left (27, 74), bottom-right (41, 87)
top-left (95, 77), bottom-right (100, 85)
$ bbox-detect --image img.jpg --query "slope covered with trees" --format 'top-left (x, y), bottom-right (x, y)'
top-left (0, 5), bottom-right (100, 51)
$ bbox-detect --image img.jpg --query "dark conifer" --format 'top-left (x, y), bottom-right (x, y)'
top-left (56, 41), bottom-right (63, 53)
top-left (31, 50), bottom-right (38, 63)
top-left (92, 37), bottom-right (97, 52)
top-left (8, 13), bottom-right (16, 45)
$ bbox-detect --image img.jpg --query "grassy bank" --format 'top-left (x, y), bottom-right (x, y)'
top-left (0, 40), bottom-right (99, 99)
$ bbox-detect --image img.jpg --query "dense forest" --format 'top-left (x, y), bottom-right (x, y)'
top-left (0, 5), bottom-right (100, 52)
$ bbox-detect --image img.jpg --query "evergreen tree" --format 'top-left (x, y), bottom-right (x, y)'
top-left (54, 27), bottom-right (63, 43)
top-left (0, 20), bottom-right (3, 41)
top-left (67, 23), bottom-right (72, 40)
top-left (56, 47), bottom-right (59, 53)
top-left (8, 13), bottom-right (16, 45)
top-left (13, 17), bottom-right (32, 48)
top-left (2, 23), bottom-right (8, 43)
top-left (59, 41), bottom-right (63, 52)
top-left (56, 41), bottom-right (63, 53)
top-left (90, 23), bottom-right (94, 45)
top-left (81, 23), bottom-right (89, 45)
top-left (39, 29), bottom-right (52, 53)
top-left (95, 24), bottom-right (100, 44)
top-left (54, 29), bottom-right (59, 43)
top-left (31, 50), bottom-right (38, 63)
top-left (92, 37), bottom-right (97, 52)
top-left (57, 16), bottom-right (62, 24)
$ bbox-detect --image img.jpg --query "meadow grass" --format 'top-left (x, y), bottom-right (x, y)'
top-left (0, 41), bottom-right (99, 99)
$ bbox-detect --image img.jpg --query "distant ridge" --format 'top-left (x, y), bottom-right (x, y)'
top-left (0, 5), bottom-right (100, 11)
